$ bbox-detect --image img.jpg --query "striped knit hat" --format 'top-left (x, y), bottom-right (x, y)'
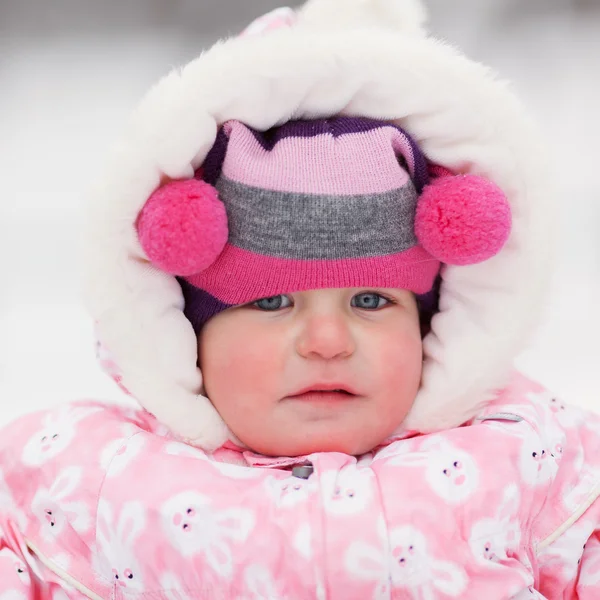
top-left (136, 116), bottom-right (511, 331)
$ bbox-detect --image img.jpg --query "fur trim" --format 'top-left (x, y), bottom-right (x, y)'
top-left (297, 0), bottom-right (428, 36)
top-left (83, 7), bottom-right (556, 449)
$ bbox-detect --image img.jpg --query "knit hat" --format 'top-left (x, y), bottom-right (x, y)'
top-left (136, 117), bottom-right (510, 332)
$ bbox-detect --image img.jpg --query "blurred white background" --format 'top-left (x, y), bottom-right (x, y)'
top-left (0, 0), bottom-right (598, 426)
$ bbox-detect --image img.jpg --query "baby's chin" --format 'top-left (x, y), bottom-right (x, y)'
top-left (239, 428), bottom-right (388, 458)
top-left (226, 400), bottom-right (413, 457)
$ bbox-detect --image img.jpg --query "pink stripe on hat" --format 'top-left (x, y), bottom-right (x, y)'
top-left (185, 244), bottom-right (440, 305)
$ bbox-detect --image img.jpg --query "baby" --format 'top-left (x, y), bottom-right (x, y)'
top-left (1, 1), bottom-right (599, 599)
top-left (174, 118), bottom-right (440, 459)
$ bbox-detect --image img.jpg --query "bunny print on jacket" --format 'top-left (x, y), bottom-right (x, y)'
top-left (21, 407), bottom-right (100, 467)
top-left (93, 500), bottom-right (146, 592)
top-left (160, 491), bottom-right (254, 579)
top-left (2, 373), bottom-right (600, 598)
top-left (31, 467), bottom-right (91, 542)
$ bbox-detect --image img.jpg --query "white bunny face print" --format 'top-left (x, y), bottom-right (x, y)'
top-left (0, 548), bottom-right (31, 589)
top-left (387, 526), bottom-right (428, 582)
top-left (31, 467), bottom-right (90, 541)
top-left (526, 390), bottom-right (582, 429)
top-left (429, 451), bottom-right (478, 504)
top-left (21, 407), bottom-right (99, 466)
top-left (388, 438), bottom-right (479, 504)
top-left (161, 491), bottom-right (255, 579)
top-left (279, 479), bottom-right (311, 508)
top-left (469, 484), bottom-right (521, 565)
top-left (415, 439), bottom-right (479, 505)
top-left (483, 408), bottom-right (563, 487)
top-left (320, 468), bottom-right (374, 516)
top-left (95, 500), bottom-right (146, 592)
top-left (388, 526), bottom-right (467, 596)
top-left (265, 475), bottom-right (315, 509)
top-left (346, 523), bottom-right (467, 599)
top-left (519, 428), bottom-right (562, 486)
top-left (0, 551), bottom-right (31, 600)
top-left (14, 560), bottom-right (30, 588)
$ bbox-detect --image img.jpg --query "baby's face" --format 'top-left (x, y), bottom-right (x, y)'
top-left (198, 288), bottom-right (423, 457)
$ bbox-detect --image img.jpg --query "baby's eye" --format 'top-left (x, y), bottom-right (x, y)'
top-left (253, 295), bottom-right (292, 311)
top-left (351, 292), bottom-right (390, 310)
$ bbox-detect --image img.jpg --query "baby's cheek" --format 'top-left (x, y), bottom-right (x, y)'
top-left (379, 336), bottom-right (422, 412)
top-left (382, 331), bottom-right (422, 377)
top-left (201, 319), bottom-right (276, 386)
top-left (201, 324), bottom-right (285, 421)
top-left (225, 341), bottom-right (285, 397)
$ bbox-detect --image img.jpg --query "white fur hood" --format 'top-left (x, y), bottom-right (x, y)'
top-left (83, 0), bottom-right (556, 450)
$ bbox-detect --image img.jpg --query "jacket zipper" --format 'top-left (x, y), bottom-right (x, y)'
top-left (24, 538), bottom-right (106, 600)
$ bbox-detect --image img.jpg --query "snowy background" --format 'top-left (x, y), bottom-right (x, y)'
top-left (0, 0), bottom-right (598, 426)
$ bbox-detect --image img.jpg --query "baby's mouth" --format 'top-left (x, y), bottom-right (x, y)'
top-left (286, 385), bottom-right (359, 402)
top-left (289, 391), bottom-right (356, 402)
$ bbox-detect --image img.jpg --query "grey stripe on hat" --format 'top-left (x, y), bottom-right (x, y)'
top-left (215, 177), bottom-right (418, 260)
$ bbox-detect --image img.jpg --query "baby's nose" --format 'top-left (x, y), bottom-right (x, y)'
top-left (296, 314), bottom-right (356, 360)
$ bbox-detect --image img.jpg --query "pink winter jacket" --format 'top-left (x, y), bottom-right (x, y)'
top-left (2, 370), bottom-right (600, 599)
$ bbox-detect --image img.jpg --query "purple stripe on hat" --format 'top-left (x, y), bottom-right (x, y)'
top-left (178, 278), bottom-right (234, 332)
top-left (251, 117), bottom-right (383, 150)
top-left (198, 126), bottom-right (230, 186)
top-left (415, 274), bottom-right (441, 337)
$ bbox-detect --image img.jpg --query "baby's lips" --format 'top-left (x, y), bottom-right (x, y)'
top-left (287, 383), bottom-right (360, 397)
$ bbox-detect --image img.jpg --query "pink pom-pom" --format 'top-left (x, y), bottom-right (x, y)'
top-left (136, 179), bottom-right (228, 276)
top-left (415, 174), bottom-right (511, 266)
